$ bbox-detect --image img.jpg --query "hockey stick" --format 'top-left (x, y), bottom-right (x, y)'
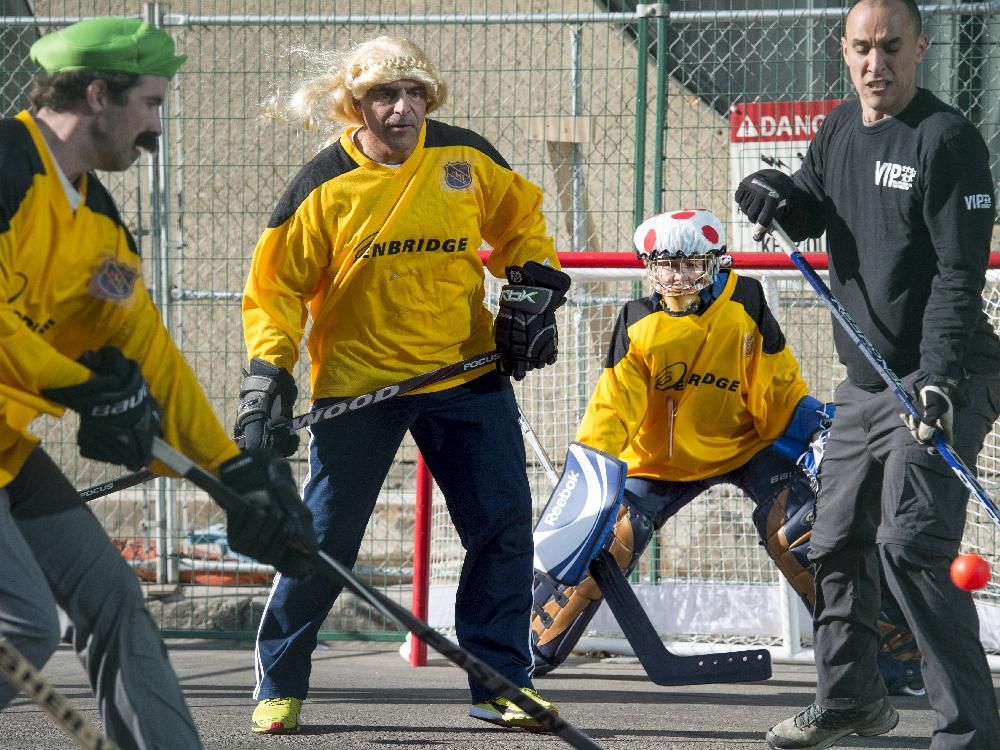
top-left (78, 469), bottom-right (155, 501)
top-left (767, 220), bottom-right (1000, 531)
top-left (279, 350), bottom-right (501, 432)
top-left (589, 552), bottom-right (772, 685)
top-left (0, 636), bottom-right (120, 750)
top-left (78, 352), bottom-right (501, 503)
top-left (517, 409), bottom-right (560, 486)
top-left (148, 437), bottom-right (603, 750)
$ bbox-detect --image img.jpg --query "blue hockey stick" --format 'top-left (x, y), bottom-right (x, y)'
top-left (768, 220), bottom-right (1000, 530)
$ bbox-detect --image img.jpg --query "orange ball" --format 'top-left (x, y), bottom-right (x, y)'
top-left (950, 553), bottom-right (991, 592)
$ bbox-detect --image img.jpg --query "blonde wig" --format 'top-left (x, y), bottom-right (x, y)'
top-left (265, 36), bottom-right (447, 137)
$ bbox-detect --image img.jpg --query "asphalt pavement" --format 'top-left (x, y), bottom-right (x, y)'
top-left (3, 639), bottom-right (997, 749)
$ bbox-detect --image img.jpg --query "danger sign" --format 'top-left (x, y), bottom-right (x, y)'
top-left (729, 99), bottom-right (842, 253)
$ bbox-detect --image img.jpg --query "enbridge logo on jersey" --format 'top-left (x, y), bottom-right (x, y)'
top-left (874, 160), bottom-right (916, 191)
top-left (964, 193), bottom-right (993, 210)
top-left (12, 309), bottom-right (55, 335)
top-left (655, 361), bottom-right (741, 392)
top-left (88, 257), bottom-right (137, 301)
top-left (444, 161), bottom-right (472, 190)
top-left (655, 362), bottom-right (687, 390)
top-left (353, 232), bottom-right (471, 260)
top-left (5, 271), bottom-right (56, 334)
top-left (6, 272), bottom-right (27, 304)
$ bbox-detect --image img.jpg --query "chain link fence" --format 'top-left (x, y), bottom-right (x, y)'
top-left (1, 1), bottom-right (998, 639)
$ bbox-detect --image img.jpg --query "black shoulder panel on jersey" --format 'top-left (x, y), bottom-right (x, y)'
top-left (0, 118), bottom-right (45, 235)
top-left (605, 296), bottom-right (658, 368)
top-left (423, 119), bottom-right (511, 170)
top-left (267, 141), bottom-right (359, 228)
top-left (731, 275), bottom-right (785, 355)
top-left (84, 177), bottom-right (139, 255)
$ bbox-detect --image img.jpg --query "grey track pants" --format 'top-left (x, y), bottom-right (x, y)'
top-left (810, 374), bottom-right (1000, 749)
top-left (0, 455), bottom-right (203, 750)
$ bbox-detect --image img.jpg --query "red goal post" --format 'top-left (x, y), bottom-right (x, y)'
top-left (510, 250), bottom-right (835, 269)
top-left (412, 250), bottom-right (1000, 666)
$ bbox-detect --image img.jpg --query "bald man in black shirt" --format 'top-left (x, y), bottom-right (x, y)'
top-left (736, 1), bottom-right (1000, 748)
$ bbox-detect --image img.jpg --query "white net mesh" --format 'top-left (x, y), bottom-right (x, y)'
top-left (426, 263), bottom-right (1000, 650)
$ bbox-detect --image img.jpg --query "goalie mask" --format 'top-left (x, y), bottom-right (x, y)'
top-left (633, 209), bottom-right (728, 315)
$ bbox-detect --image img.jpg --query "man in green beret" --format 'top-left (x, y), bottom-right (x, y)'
top-left (0, 17), bottom-right (318, 749)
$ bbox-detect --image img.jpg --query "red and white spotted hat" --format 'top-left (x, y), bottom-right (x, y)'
top-left (633, 208), bottom-right (727, 262)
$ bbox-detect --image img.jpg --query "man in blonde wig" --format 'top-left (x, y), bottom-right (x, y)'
top-left (239, 35), bottom-right (570, 735)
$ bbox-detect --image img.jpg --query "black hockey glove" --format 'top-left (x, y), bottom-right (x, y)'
top-left (218, 449), bottom-right (317, 579)
top-left (42, 346), bottom-right (162, 471)
top-left (901, 374), bottom-right (957, 448)
top-left (494, 261), bottom-right (571, 381)
top-left (234, 358), bottom-right (299, 457)
top-left (734, 168), bottom-right (797, 240)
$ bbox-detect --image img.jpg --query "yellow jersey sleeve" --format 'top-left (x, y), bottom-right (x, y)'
top-left (0, 112), bottom-right (238, 483)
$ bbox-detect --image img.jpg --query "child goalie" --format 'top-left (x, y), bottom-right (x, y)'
top-left (530, 209), bottom-right (923, 696)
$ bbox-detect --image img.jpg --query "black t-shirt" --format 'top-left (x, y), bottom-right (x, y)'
top-left (791, 88), bottom-right (999, 390)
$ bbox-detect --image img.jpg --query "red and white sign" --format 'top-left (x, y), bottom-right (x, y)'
top-left (729, 99), bottom-right (842, 253)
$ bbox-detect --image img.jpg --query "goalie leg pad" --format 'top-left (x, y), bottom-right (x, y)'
top-left (749, 456), bottom-right (923, 694)
top-left (531, 501), bottom-right (654, 673)
top-left (531, 442), bottom-right (627, 586)
top-left (752, 474), bottom-right (817, 608)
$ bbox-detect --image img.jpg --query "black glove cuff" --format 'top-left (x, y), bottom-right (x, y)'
top-left (219, 448), bottom-right (287, 493)
top-left (245, 358), bottom-right (297, 399)
top-left (925, 374), bottom-right (958, 392)
top-left (239, 374), bottom-right (282, 398)
top-left (505, 261), bottom-right (571, 294)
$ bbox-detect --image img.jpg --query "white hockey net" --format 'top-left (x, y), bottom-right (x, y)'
top-left (426, 260), bottom-right (1000, 653)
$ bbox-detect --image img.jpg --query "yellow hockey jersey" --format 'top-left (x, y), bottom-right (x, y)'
top-left (243, 119), bottom-right (558, 397)
top-left (0, 111), bottom-right (238, 487)
top-left (577, 272), bottom-right (809, 482)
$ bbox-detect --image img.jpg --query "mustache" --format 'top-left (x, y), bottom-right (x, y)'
top-left (134, 132), bottom-right (160, 153)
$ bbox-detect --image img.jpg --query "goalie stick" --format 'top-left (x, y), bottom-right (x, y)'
top-left (148, 437), bottom-right (604, 750)
top-left (589, 552), bottom-right (772, 685)
top-left (767, 221), bottom-right (1000, 532)
top-left (518, 408), bottom-right (560, 486)
top-left (0, 636), bottom-right (120, 750)
top-left (78, 351), bottom-right (501, 503)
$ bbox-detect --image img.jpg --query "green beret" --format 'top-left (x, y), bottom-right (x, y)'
top-left (30, 17), bottom-right (186, 79)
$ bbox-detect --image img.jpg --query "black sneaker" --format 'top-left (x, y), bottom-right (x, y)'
top-left (766, 697), bottom-right (898, 750)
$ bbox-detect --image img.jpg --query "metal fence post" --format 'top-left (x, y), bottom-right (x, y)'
top-left (145, 1), bottom-right (179, 586)
top-left (652, 3), bottom-right (667, 215)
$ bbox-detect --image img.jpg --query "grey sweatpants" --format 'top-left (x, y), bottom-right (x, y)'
top-left (809, 373), bottom-right (1000, 750)
top-left (0, 448), bottom-right (202, 750)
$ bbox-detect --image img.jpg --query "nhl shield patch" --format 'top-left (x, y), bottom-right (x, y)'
top-left (444, 161), bottom-right (472, 189)
top-left (88, 258), bottom-right (138, 301)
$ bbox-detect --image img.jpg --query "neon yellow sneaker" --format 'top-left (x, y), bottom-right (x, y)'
top-left (251, 697), bottom-right (303, 734)
top-left (469, 687), bottom-right (558, 733)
